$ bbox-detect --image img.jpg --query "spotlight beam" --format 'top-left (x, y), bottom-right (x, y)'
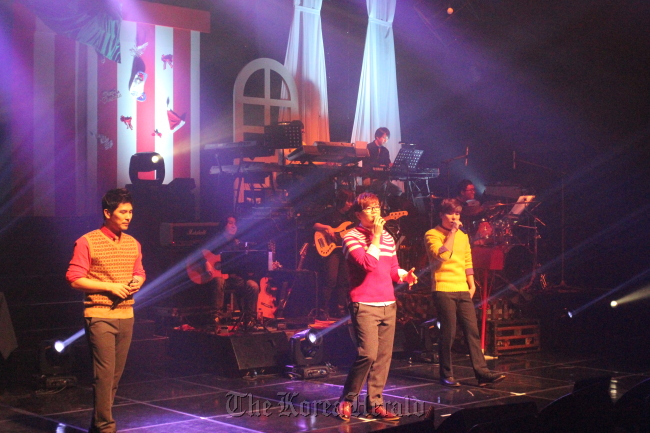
top-left (570, 267), bottom-right (650, 317)
top-left (610, 284), bottom-right (650, 307)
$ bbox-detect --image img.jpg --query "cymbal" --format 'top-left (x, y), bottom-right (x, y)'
top-left (484, 202), bottom-right (508, 208)
top-left (461, 205), bottom-right (484, 216)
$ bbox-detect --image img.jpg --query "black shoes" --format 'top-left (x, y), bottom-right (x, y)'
top-left (440, 376), bottom-right (460, 387)
top-left (440, 373), bottom-right (506, 387)
top-left (477, 372), bottom-right (506, 386)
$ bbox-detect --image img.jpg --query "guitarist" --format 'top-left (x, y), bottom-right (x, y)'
top-left (186, 216), bottom-right (260, 321)
top-left (312, 189), bottom-right (356, 319)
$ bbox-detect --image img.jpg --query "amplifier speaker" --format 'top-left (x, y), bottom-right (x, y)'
top-left (169, 330), bottom-right (290, 377)
top-left (219, 331), bottom-right (290, 375)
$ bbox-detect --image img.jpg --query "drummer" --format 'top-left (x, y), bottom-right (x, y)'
top-left (456, 180), bottom-right (482, 220)
top-left (456, 179), bottom-right (478, 203)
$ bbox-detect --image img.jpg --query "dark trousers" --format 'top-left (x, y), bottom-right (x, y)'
top-left (84, 317), bottom-right (134, 433)
top-left (433, 291), bottom-right (489, 379)
top-left (215, 275), bottom-right (259, 317)
top-left (341, 302), bottom-right (396, 409)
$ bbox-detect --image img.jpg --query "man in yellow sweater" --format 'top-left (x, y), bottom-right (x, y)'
top-left (67, 188), bottom-right (145, 433)
top-left (424, 198), bottom-right (505, 387)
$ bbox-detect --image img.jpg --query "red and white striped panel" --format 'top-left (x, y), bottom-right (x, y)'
top-left (9, 2), bottom-right (209, 217)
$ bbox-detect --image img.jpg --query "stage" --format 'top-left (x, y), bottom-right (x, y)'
top-left (2, 323), bottom-right (650, 432)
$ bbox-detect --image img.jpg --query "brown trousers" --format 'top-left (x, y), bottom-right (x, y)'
top-left (341, 302), bottom-right (396, 410)
top-left (84, 317), bottom-right (134, 433)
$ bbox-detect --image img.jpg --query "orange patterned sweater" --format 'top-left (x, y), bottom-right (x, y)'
top-left (82, 229), bottom-right (140, 319)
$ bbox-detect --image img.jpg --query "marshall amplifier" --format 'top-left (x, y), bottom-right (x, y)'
top-left (160, 222), bottom-right (219, 247)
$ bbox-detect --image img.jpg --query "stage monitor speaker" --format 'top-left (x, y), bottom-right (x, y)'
top-left (216, 331), bottom-right (290, 377)
top-left (169, 330), bottom-right (290, 377)
top-left (437, 401), bottom-right (538, 433)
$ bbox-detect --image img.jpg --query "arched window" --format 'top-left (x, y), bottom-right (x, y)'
top-left (233, 58), bottom-right (299, 145)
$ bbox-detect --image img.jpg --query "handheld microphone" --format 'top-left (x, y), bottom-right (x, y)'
top-left (111, 279), bottom-right (136, 310)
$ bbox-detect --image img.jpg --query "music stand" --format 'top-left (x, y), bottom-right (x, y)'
top-left (391, 147), bottom-right (424, 171)
top-left (264, 121), bottom-right (303, 149)
top-left (509, 195), bottom-right (535, 216)
top-left (220, 250), bottom-right (270, 277)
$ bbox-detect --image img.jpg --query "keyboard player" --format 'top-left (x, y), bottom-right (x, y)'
top-left (362, 127), bottom-right (402, 198)
top-left (366, 127), bottom-right (392, 169)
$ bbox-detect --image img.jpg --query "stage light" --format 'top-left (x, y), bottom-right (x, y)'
top-left (128, 152), bottom-right (165, 186)
top-left (286, 328), bottom-right (330, 379)
top-left (38, 339), bottom-right (78, 389)
top-left (611, 300), bottom-right (618, 308)
top-left (567, 311), bottom-right (574, 318)
top-left (291, 328), bottom-right (324, 366)
top-left (447, 7), bottom-right (454, 14)
top-left (307, 330), bottom-right (320, 345)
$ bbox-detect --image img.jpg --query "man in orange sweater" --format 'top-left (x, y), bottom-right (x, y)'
top-left (67, 188), bottom-right (145, 433)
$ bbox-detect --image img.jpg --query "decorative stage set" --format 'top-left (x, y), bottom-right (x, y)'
top-left (2, 1), bottom-right (650, 432)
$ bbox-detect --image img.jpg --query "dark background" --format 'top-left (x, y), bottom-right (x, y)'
top-left (1, 0), bottom-right (649, 346)
top-left (191, 0), bottom-right (650, 290)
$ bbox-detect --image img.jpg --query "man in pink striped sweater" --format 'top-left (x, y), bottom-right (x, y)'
top-left (336, 193), bottom-right (417, 422)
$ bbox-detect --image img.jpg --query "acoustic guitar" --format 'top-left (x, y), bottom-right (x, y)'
top-left (185, 249), bottom-right (227, 285)
top-left (314, 211), bottom-right (408, 257)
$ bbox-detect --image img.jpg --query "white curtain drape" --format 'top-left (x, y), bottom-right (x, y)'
top-left (283, 0), bottom-right (330, 146)
top-left (350, 0), bottom-right (400, 161)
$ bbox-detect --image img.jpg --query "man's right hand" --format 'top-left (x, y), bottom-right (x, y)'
top-left (324, 226), bottom-right (335, 241)
top-left (107, 282), bottom-right (132, 299)
top-left (373, 216), bottom-right (385, 238)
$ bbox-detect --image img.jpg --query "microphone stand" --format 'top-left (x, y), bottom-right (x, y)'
top-left (440, 148), bottom-right (469, 198)
top-left (512, 155), bottom-right (568, 288)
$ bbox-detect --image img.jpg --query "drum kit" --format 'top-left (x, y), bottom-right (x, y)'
top-left (468, 201), bottom-right (518, 247)
top-left (464, 198), bottom-right (542, 292)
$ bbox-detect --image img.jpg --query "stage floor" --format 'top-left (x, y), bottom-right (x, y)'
top-left (1, 347), bottom-right (649, 433)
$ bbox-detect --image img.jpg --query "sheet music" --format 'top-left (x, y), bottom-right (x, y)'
top-left (509, 195), bottom-right (535, 216)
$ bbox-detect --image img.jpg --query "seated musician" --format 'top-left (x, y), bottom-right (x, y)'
top-left (456, 179), bottom-right (481, 211)
top-left (362, 127), bottom-right (402, 197)
top-left (186, 216), bottom-right (260, 320)
top-left (366, 127), bottom-right (392, 169)
top-left (455, 179), bottom-right (483, 236)
top-left (312, 189), bottom-right (356, 319)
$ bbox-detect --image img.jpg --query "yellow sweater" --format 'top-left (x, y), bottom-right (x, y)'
top-left (424, 226), bottom-right (473, 292)
top-left (83, 229), bottom-right (139, 319)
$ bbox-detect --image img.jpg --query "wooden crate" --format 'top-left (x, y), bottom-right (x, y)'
top-left (486, 319), bottom-right (540, 356)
